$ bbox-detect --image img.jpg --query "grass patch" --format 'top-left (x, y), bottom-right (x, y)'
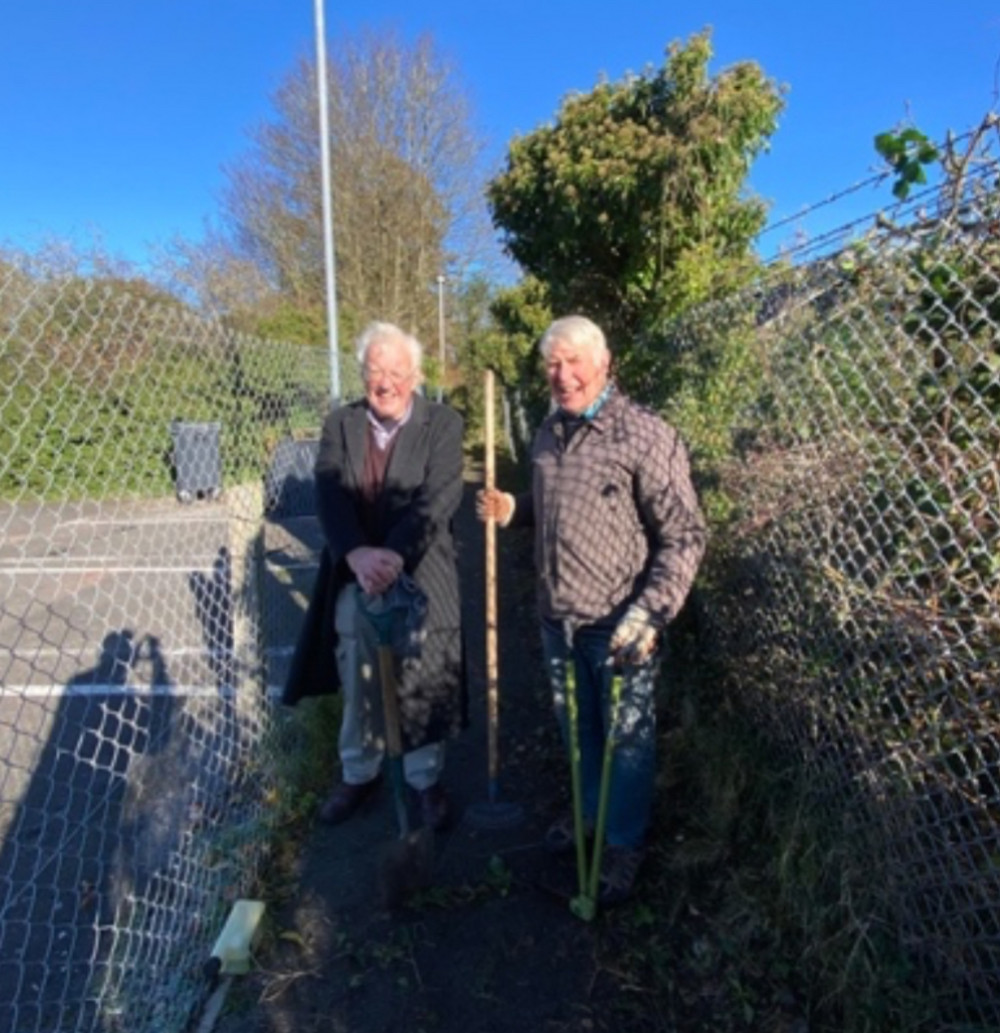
top-left (255, 695), bottom-right (342, 907)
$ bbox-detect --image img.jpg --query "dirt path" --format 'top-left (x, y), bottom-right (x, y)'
top-left (212, 475), bottom-right (632, 1033)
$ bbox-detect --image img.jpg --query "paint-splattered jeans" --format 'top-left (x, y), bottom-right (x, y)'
top-left (541, 618), bottom-right (659, 850)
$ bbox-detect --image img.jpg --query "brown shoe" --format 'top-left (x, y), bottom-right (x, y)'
top-left (418, 783), bottom-right (451, 832)
top-left (319, 776), bottom-right (382, 825)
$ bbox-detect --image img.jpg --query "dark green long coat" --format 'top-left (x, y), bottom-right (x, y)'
top-left (282, 393), bottom-right (467, 749)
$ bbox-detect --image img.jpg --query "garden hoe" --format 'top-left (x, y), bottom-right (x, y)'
top-left (362, 596), bottom-right (434, 912)
top-left (467, 369), bottom-right (524, 831)
top-left (564, 622), bottom-right (625, 922)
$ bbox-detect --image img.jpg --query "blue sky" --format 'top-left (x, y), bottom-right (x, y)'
top-left (1, 1), bottom-right (998, 271)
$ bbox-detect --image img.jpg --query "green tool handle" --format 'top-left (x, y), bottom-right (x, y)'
top-left (565, 656), bottom-right (589, 899)
top-left (586, 670), bottom-right (623, 902)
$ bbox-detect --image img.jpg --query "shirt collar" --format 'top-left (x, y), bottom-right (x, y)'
top-left (366, 400), bottom-right (413, 450)
top-left (558, 381), bottom-right (613, 423)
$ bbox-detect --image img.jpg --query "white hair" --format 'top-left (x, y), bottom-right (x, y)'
top-left (355, 321), bottom-right (424, 373)
top-left (539, 315), bottom-right (609, 364)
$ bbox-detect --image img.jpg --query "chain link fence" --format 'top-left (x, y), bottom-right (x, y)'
top-left (1, 156), bottom-right (998, 1029)
top-left (661, 160), bottom-right (1000, 1027)
top-left (0, 263), bottom-right (355, 1032)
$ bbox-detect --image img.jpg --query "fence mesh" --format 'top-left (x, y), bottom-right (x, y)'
top-left (1, 154), bottom-right (999, 1030)
top-left (0, 264), bottom-right (351, 1032)
top-left (664, 160), bottom-right (1000, 1028)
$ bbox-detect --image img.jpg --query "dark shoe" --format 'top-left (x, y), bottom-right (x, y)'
top-left (544, 812), bottom-right (594, 855)
top-left (418, 783), bottom-right (451, 832)
top-left (319, 776), bottom-right (381, 825)
top-left (598, 845), bottom-right (645, 906)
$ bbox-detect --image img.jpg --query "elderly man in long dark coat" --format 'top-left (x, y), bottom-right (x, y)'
top-left (283, 320), bottom-right (466, 831)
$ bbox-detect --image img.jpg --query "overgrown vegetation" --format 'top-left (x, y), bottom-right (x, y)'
top-left (0, 265), bottom-right (327, 501)
top-left (616, 595), bottom-right (939, 1033)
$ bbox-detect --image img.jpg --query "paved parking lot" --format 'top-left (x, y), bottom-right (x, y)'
top-left (0, 489), bottom-right (319, 1032)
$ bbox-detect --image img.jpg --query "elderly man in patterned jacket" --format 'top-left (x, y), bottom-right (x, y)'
top-left (478, 314), bottom-right (706, 904)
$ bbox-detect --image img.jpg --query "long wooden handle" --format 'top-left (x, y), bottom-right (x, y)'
top-left (378, 644), bottom-right (404, 758)
top-left (484, 369), bottom-right (499, 782)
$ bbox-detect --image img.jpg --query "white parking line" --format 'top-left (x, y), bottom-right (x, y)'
top-left (2, 683), bottom-right (240, 698)
top-left (1, 681), bottom-right (287, 700)
top-left (0, 563), bottom-right (227, 572)
top-left (56, 515), bottom-right (231, 527)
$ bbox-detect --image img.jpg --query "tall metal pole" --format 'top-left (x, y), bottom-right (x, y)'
top-left (436, 274), bottom-right (446, 403)
top-left (314, 0), bottom-right (340, 403)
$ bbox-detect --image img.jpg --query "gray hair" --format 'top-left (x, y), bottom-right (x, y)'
top-left (355, 321), bottom-right (424, 373)
top-left (539, 315), bottom-right (609, 364)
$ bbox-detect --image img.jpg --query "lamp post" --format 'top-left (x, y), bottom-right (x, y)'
top-left (314, 0), bottom-right (340, 404)
top-left (436, 274), bottom-right (446, 403)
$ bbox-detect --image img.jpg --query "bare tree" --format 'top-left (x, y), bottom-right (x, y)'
top-left (196, 27), bottom-right (491, 349)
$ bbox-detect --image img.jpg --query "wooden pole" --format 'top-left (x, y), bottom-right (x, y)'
top-left (484, 369), bottom-right (499, 798)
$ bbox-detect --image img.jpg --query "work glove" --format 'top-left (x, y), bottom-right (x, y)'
top-left (609, 606), bottom-right (659, 668)
top-left (475, 488), bottom-right (515, 526)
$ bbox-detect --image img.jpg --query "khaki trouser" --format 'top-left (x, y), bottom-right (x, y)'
top-left (334, 582), bottom-right (444, 790)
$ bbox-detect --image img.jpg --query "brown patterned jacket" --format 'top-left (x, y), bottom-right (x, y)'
top-left (511, 385), bottom-right (706, 629)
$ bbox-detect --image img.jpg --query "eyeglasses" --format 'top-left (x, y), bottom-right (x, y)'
top-left (363, 366), bottom-right (415, 386)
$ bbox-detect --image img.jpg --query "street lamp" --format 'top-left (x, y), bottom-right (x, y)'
top-left (314, 0), bottom-right (340, 404)
top-left (436, 274), bottom-right (446, 403)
